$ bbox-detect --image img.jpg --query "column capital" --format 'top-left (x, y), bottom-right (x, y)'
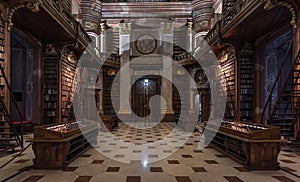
top-left (100, 21), bottom-right (109, 33)
top-left (161, 22), bottom-right (174, 34)
top-left (119, 22), bottom-right (131, 34)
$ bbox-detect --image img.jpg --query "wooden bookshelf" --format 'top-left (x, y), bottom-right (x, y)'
top-left (219, 53), bottom-right (236, 120)
top-left (43, 49), bottom-right (77, 124)
top-left (61, 53), bottom-right (76, 123)
top-left (43, 54), bottom-right (59, 124)
top-left (102, 67), bottom-right (119, 115)
top-left (0, 21), bottom-right (4, 61)
top-left (0, 20), bottom-right (5, 132)
top-left (173, 69), bottom-right (189, 120)
top-left (238, 43), bottom-right (254, 121)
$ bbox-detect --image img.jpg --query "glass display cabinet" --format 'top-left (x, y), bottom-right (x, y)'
top-left (30, 120), bottom-right (99, 169)
top-left (204, 120), bottom-right (285, 169)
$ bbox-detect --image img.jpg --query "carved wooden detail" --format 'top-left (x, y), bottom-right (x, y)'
top-left (119, 22), bottom-right (131, 34)
top-left (0, 3), bottom-right (8, 22)
top-left (44, 44), bottom-right (58, 56)
top-left (161, 22), bottom-right (174, 34)
top-left (80, 0), bottom-right (102, 33)
top-left (263, 0), bottom-right (298, 29)
top-left (8, 0), bottom-right (41, 31)
top-left (44, 41), bottom-right (79, 57)
top-left (222, 0), bottom-right (254, 27)
top-left (192, 0), bottom-right (213, 33)
top-left (42, 0), bottom-right (91, 45)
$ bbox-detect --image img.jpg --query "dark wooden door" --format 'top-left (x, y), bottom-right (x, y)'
top-left (132, 78), bottom-right (159, 117)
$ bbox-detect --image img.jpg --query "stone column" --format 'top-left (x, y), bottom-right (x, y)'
top-left (191, 0), bottom-right (213, 34)
top-left (80, 67), bottom-right (98, 121)
top-left (80, 0), bottom-right (102, 34)
top-left (189, 76), bottom-right (196, 114)
top-left (97, 22), bottom-right (107, 116)
top-left (99, 21), bottom-right (108, 53)
top-left (161, 22), bottom-right (175, 121)
top-left (96, 70), bottom-right (103, 115)
top-left (118, 22), bottom-right (131, 120)
top-left (187, 20), bottom-right (193, 53)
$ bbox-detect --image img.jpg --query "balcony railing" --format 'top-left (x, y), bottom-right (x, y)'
top-left (222, 0), bottom-right (254, 27)
top-left (42, 0), bottom-right (91, 46)
top-left (205, 20), bottom-right (221, 44)
top-left (205, 0), bottom-right (256, 43)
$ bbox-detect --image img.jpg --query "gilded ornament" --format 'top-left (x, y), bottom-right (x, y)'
top-left (100, 22), bottom-right (108, 33)
top-left (44, 44), bottom-right (57, 56)
top-left (8, 0), bottom-right (41, 31)
top-left (263, 0), bottom-right (297, 29)
top-left (161, 22), bottom-right (174, 34)
top-left (85, 21), bottom-right (98, 31)
top-left (119, 22), bottom-right (131, 34)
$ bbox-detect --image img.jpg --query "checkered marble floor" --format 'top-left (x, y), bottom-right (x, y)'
top-left (0, 122), bottom-right (300, 182)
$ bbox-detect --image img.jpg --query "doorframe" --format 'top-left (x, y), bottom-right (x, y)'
top-left (131, 75), bottom-right (161, 117)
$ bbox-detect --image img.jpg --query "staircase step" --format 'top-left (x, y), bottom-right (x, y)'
top-left (0, 126), bottom-right (10, 129)
top-left (0, 143), bottom-right (17, 147)
top-left (274, 113), bottom-right (296, 115)
top-left (273, 120), bottom-right (295, 123)
top-left (272, 120), bottom-right (293, 123)
top-left (272, 123), bottom-right (293, 126)
top-left (276, 107), bottom-right (293, 109)
top-left (272, 118), bottom-right (293, 120)
top-left (0, 132), bottom-right (13, 135)
top-left (280, 94), bottom-right (300, 97)
top-left (0, 137), bottom-right (15, 141)
top-left (271, 119), bottom-right (293, 122)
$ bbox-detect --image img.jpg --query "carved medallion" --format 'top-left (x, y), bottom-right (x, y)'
top-left (135, 34), bottom-right (157, 54)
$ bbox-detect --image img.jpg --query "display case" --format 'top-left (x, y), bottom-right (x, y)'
top-left (100, 114), bottom-right (119, 132)
top-left (31, 121), bottom-right (99, 169)
top-left (204, 120), bottom-right (285, 169)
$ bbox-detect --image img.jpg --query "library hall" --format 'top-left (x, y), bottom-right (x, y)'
top-left (0, 0), bottom-right (300, 182)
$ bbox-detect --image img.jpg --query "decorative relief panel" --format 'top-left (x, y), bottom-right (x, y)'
top-left (8, 0), bottom-right (41, 30)
top-left (132, 29), bottom-right (159, 56)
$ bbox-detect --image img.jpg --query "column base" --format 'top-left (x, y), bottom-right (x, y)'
top-left (118, 110), bottom-right (131, 115)
top-left (161, 109), bottom-right (175, 122)
top-left (117, 110), bottom-right (131, 122)
top-left (161, 109), bottom-right (174, 115)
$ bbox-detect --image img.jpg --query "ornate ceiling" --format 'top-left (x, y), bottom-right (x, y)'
top-left (102, 0), bottom-right (191, 2)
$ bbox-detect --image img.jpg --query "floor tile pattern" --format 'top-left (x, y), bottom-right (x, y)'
top-left (0, 122), bottom-right (299, 182)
